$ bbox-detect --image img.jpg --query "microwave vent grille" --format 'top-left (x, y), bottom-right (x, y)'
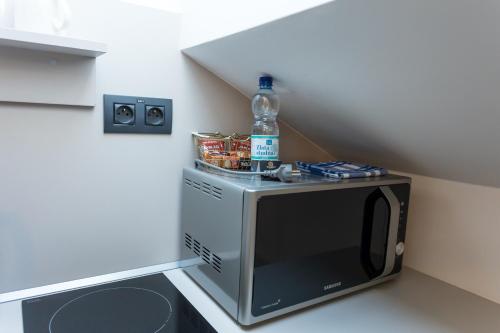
top-left (212, 254), bottom-right (222, 272)
top-left (185, 233), bottom-right (193, 250)
top-left (184, 233), bottom-right (222, 273)
top-left (193, 239), bottom-right (201, 256)
top-left (184, 177), bottom-right (222, 200)
top-left (202, 246), bottom-right (211, 264)
top-left (202, 182), bottom-right (211, 195)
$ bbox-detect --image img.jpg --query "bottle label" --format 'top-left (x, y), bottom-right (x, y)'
top-left (251, 135), bottom-right (279, 160)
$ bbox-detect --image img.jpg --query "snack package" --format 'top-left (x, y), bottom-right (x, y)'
top-left (193, 132), bottom-right (252, 170)
top-left (228, 133), bottom-right (251, 170)
top-left (192, 132), bottom-right (227, 160)
top-left (229, 133), bottom-right (251, 152)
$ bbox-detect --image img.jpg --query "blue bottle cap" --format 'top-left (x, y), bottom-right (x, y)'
top-left (259, 76), bottom-right (273, 89)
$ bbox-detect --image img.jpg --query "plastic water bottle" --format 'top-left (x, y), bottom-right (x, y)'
top-left (251, 76), bottom-right (280, 166)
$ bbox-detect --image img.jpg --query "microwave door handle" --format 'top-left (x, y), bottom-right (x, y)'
top-left (378, 186), bottom-right (401, 278)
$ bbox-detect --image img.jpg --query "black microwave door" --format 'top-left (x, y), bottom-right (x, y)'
top-left (251, 186), bottom-right (393, 317)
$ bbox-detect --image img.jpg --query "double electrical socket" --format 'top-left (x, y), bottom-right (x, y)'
top-left (103, 95), bottom-right (172, 134)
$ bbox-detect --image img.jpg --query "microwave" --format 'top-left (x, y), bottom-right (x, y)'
top-left (181, 167), bottom-right (411, 325)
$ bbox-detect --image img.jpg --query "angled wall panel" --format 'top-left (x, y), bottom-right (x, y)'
top-left (183, 0), bottom-right (500, 187)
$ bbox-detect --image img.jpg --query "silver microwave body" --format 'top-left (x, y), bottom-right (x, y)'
top-left (181, 167), bottom-right (411, 325)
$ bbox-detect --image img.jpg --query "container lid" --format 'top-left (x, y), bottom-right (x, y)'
top-left (259, 76), bottom-right (273, 89)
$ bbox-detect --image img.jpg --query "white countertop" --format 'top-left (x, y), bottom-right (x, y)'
top-left (2, 267), bottom-right (500, 332)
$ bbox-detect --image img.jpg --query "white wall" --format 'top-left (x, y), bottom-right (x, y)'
top-left (180, 0), bottom-right (333, 49)
top-left (0, 0), bottom-right (328, 293)
top-left (402, 172), bottom-right (500, 304)
top-left (121, 0), bottom-right (183, 13)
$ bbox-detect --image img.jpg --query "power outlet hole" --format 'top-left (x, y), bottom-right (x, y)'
top-left (114, 104), bottom-right (135, 125)
top-left (146, 106), bottom-right (165, 126)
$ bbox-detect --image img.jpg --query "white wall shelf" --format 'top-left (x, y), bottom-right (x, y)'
top-left (0, 28), bottom-right (107, 106)
top-left (0, 28), bottom-right (107, 57)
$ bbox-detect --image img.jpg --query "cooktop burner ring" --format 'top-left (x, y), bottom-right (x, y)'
top-left (48, 286), bottom-right (173, 333)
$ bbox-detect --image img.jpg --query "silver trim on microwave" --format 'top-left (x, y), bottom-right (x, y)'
top-left (378, 186), bottom-right (401, 278)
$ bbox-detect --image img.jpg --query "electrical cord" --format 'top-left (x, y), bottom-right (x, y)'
top-left (194, 159), bottom-right (300, 182)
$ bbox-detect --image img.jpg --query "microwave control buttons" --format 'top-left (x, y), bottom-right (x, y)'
top-left (395, 242), bottom-right (405, 256)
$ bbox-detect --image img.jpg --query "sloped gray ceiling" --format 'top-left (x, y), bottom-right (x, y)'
top-left (183, 0), bottom-right (500, 187)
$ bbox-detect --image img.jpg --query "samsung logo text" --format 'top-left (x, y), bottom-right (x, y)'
top-left (323, 282), bottom-right (342, 291)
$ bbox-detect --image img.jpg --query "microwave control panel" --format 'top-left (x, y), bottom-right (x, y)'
top-left (392, 183), bottom-right (411, 275)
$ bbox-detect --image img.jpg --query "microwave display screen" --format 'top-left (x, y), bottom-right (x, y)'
top-left (252, 185), bottom-right (400, 316)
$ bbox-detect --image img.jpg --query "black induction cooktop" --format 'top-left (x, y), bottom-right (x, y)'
top-left (22, 273), bottom-right (217, 333)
